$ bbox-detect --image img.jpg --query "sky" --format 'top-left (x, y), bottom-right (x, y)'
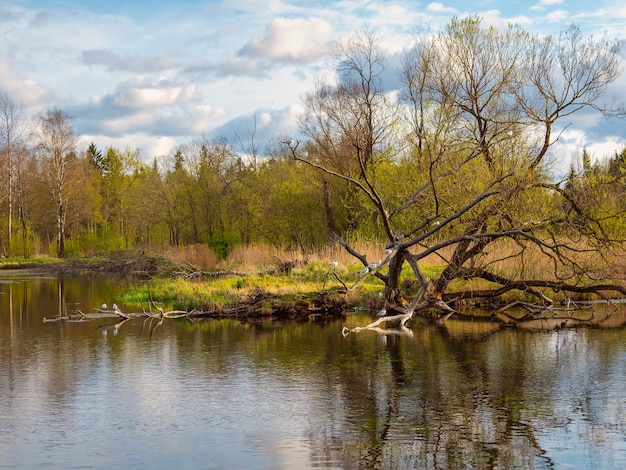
top-left (1, 0), bottom-right (626, 171)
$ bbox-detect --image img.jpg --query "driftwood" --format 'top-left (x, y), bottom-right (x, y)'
top-left (43, 308), bottom-right (130, 323)
top-left (341, 273), bottom-right (626, 335)
top-left (43, 287), bottom-right (346, 340)
top-left (43, 312), bottom-right (91, 323)
top-left (94, 307), bottom-right (130, 319)
top-left (43, 304), bottom-right (185, 323)
top-left (342, 313), bottom-right (411, 336)
top-left (342, 288), bottom-right (455, 336)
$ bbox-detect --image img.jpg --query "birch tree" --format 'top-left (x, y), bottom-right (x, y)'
top-left (0, 91), bottom-right (29, 256)
top-left (35, 109), bottom-right (77, 257)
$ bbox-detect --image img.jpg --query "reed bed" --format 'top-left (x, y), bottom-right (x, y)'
top-left (142, 238), bottom-right (625, 310)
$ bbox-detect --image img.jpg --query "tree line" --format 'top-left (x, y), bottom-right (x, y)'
top-left (1, 17), bottom-right (626, 313)
top-left (0, 110), bottom-right (338, 258)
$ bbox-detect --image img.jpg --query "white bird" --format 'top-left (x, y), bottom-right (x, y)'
top-left (330, 261), bottom-right (338, 268)
top-left (112, 303), bottom-right (119, 311)
top-left (377, 308), bottom-right (387, 317)
top-left (507, 130), bottom-right (513, 137)
top-left (432, 221), bottom-right (441, 226)
top-left (301, 151), bottom-right (308, 158)
top-left (282, 138), bottom-right (294, 146)
top-left (360, 267), bottom-right (370, 275)
top-left (383, 248), bottom-right (393, 255)
top-left (368, 260), bottom-right (381, 270)
top-left (101, 303), bottom-right (107, 309)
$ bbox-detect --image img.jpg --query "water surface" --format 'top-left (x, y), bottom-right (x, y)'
top-left (1, 272), bottom-right (625, 469)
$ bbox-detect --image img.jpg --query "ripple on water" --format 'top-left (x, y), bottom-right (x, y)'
top-left (2, 280), bottom-right (626, 469)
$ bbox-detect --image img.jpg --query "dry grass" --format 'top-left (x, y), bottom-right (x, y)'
top-left (481, 238), bottom-right (619, 281)
top-left (221, 243), bottom-right (299, 270)
top-left (160, 240), bottom-right (411, 273)
top-left (164, 244), bottom-right (219, 271)
top-left (163, 238), bottom-right (623, 301)
top-left (220, 240), bottom-right (451, 270)
top-left (164, 237), bottom-right (620, 281)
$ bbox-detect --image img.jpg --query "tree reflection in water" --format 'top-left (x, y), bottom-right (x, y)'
top-left (309, 314), bottom-right (625, 469)
top-left (1, 273), bottom-right (624, 469)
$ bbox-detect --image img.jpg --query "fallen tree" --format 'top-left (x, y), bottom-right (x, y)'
top-left (289, 18), bottom-right (626, 327)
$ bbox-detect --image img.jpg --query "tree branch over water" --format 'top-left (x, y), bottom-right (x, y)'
top-left (294, 18), bottom-right (626, 328)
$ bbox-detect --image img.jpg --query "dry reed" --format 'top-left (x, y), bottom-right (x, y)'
top-left (165, 243), bottom-right (218, 270)
top-left (168, 237), bottom-right (622, 285)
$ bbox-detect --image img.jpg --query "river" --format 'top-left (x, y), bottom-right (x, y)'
top-left (1, 271), bottom-right (625, 469)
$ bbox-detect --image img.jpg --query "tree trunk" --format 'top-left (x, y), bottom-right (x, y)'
top-left (384, 251), bottom-right (405, 304)
top-left (7, 162), bottom-right (11, 256)
top-left (57, 200), bottom-right (65, 257)
top-left (323, 179), bottom-right (338, 234)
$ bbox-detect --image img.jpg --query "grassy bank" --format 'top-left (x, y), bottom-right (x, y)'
top-left (0, 257), bottom-right (63, 269)
top-left (117, 243), bottom-right (451, 312)
top-left (121, 240), bottom-right (623, 312)
top-left (120, 259), bottom-right (407, 312)
top-left (4, 241), bottom-right (622, 314)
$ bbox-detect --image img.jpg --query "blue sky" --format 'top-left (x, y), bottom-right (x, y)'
top-left (2, 0), bottom-right (625, 169)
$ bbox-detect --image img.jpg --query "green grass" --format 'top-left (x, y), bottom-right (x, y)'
top-left (116, 256), bottom-right (463, 313)
top-left (0, 257), bottom-right (62, 269)
top-left (120, 261), bottom-right (398, 311)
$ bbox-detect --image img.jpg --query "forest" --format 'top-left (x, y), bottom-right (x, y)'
top-left (1, 17), bottom-right (626, 315)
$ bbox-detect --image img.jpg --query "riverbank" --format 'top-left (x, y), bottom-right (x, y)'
top-left (0, 252), bottom-right (160, 276)
top-left (0, 252), bottom-right (364, 321)
top-left (4, 251), bottom-right (626, 328)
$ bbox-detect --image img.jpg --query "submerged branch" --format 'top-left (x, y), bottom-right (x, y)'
top-left (342, 293), bottom-right (457, 336)
top-left (446, 267), bottom-right (626, 304)
top-left (342, 312), bottom-right (412, 336)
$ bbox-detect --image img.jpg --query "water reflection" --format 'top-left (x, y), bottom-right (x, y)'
top-left (0, 273), bottom-right (625, 469)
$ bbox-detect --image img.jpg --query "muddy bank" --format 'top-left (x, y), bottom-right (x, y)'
top-left (0, 254), bottom-right (159, 276)
top-left (187, 290), bottom-right (349, 322)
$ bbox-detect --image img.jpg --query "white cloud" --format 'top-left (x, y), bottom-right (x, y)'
top-left (545, 9), bottom-right (570, 22)
top-left (239, 17), bottom-right (334, 63)
top-left (580, 4), bottom-right (626, 38)
top-left (100, 113), bottom-right (155, 134)
top-left (426, 2), bottom-right (458, 15)
top-left (214, 57), bottom-right (266, 78)
top-left (0, 59), bottom-right (48, 108)
top-left (479, 10), bottom-right (533, 29)
top-left (78, 133), bottom-right (178, 159)
top-left (365, 3), bottom-right (420, 26)
top-left (208, 104), bottom-right (304, 145)
top-left (587, 136), bottom-right (624, 161)
top-left (106, 78), bottom-right (198, 109)
top-left (1, 0), bottom-right (624, 162)
top-left (74, 98), bottom-right (224, 138)
top-left (530, 0), bottom-right (565, 12)
top-left (548, 125), bottom-right (625, 176)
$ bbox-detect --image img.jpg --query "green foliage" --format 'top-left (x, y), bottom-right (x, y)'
top-left (0, 15), bottom-right (623, 297)
top-left (560, 147), bottom-right (626, 240)
top-left (87, 142), bottom-right (106, 172)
